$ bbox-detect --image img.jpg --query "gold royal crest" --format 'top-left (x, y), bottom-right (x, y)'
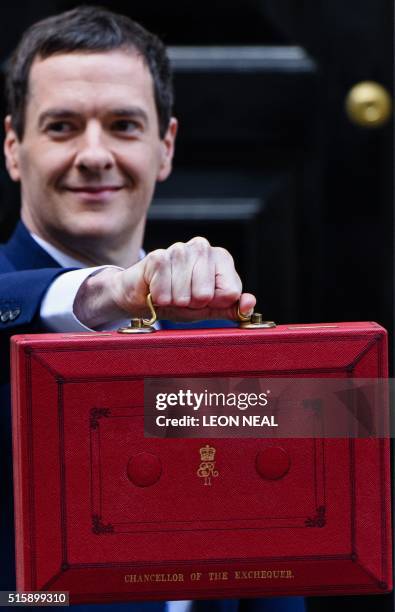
top-left (197, 445), bottom-right (219, 486)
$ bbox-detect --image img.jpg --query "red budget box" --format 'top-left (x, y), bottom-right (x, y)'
top-left (10, 321), bottom-right (392, 603)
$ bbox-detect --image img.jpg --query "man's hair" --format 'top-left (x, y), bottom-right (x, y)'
top-left (5, 5), bottom-right (174, 140)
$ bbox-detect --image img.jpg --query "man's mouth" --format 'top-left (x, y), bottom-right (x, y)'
top-left (64, 185), bottom-right (124, 201)
top-left (65, 186), bottom-right (123, 192)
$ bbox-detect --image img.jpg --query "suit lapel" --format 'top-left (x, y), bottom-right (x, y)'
top-left (2, 222), bottom-right (60, 271)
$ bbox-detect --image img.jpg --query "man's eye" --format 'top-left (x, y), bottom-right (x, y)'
top-left (112, 120), bottom-right (139, 133)
top-left (46, 121), bottom-right (75, 134)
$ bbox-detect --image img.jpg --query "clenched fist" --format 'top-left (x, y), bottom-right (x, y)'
top-left (75, 237), bottom-right (256, 328)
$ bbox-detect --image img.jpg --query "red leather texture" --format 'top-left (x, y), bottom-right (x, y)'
top-left (10, 322), bottom-right (392, 603)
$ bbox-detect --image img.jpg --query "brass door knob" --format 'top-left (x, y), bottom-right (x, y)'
top-left (345, 81), bottom-right (392, 128)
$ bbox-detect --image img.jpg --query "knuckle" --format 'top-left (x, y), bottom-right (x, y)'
top-left (169, 242), bottom-right (186, 259)
top-left (189, 236), bottom-right (210, 251)
top-left (148, 249), bottom-right (168, 267)
top-left (214, 246), bottom-right (234, 262)
top-left (193, 289), bottom-right (214, 304)
top-left (174, 295), bottom-right (191, 307)
top-left (152, 291), bottom-right (171, 306)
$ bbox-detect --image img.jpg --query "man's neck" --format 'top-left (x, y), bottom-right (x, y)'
top-left (30, 230), bottom-right (146, 269)
top-left (30, 233), bottom-right (89, 269)
top-left (21, 214), bottom-right (144, 269)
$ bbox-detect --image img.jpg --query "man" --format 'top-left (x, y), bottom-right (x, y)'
top-left (0, 6), bottom-right (304, 612)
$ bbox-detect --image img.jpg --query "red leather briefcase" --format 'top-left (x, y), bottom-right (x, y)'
top-left (10, 321), bottom-right (392, 603)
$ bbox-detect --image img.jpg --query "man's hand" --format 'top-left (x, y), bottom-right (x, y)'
top-left (74, 237), bottom-right (256, 328)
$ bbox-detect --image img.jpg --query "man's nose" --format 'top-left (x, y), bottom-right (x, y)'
top-left (74, 122), bottom-right (114, 172)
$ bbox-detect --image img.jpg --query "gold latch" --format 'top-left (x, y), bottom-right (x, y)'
top-left (237, 305), bottom-right (276, 329)
top-left (118, 293), bottom-right (157, 334)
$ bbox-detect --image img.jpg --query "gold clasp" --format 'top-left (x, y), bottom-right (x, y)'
top-left (237, 303), bottom-right (276, 329)
top-left (117, 293), bottom-right (157, 334)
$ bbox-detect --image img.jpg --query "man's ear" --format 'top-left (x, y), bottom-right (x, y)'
top-left (4, 115), bottom-right (21, 182)
top-left (157, 117), bottom-right (178, 182)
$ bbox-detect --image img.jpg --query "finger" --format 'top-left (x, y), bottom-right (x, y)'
top-left (238, 292), bottom-right (256, 318)
top-left (154, 291), bottom-right (256, 322)
top-left (211, 246), bottom-right (242, 308)
top-left (200, 291), bottom-right (256, 321)
top-left (189, 237), bottom-right (215, 308)
top-left (143, 249), bottom-right (172, 307)
top-left (201, 292), bottom-right (256, 321)
top-left (169, 242), bottom-right (193, 307)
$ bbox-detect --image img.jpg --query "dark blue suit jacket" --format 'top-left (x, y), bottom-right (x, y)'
top-left (0, 223), bottom-right (170, 611)
top-left (0, 222), bottom-right (304, 612)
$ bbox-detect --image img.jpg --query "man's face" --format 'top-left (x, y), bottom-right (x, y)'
top-left (4, 50), bottom-right (177, 263)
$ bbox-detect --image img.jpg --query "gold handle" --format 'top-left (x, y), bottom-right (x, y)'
top-left (118, 295), bottom-right (276, 333)
top-left (142, 293), bottom-right (157, 327)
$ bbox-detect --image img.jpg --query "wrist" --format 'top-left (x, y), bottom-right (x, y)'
top-left (74, 267), bottom-right (128, 329)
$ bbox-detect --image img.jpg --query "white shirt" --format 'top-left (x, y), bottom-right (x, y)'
top-left (33, 233), bottom-right (192, 612)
